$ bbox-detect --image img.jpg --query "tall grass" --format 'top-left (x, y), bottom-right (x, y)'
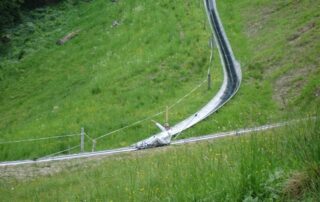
top-left (0, 117), bottom-right (319, 201)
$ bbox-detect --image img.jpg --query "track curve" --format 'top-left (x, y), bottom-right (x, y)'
top-left (135, 0), bottom-right (242, 148)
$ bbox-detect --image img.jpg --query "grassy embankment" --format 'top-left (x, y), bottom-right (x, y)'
top-left (0, 0), bottom-right (219, 160)
top-left (1, 0), bottom-right (318, 161)
top-left (181, 0), bottom-right (320, 138)
top-left (0, 0), bottom-right (319, 201)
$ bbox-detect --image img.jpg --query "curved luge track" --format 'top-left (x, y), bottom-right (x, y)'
top-left (204, 0), bottom-right (241, 109)
top-left (135, 0), bottom-right (242, 148)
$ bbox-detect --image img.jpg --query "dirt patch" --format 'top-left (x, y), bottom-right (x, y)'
top-left (283, 171), bottom-right (309, 199)
top-left (245, 3), bottom-right (276, 37)
top-left (0, 140), bottom-right (220, 181)
top-left (283, 165), bottom-right (320, 200)
top-left (246, 1), bottom-right (296, 37)
top-left (0, 146), bottom-right (178, 181)
top-left (287, 22), bottom-right (316, 42)
top-left (0, 158), bottom-right (100, 181)
top-left (273, 67), bottom-right (314, 109)
top-left (246, 9), bottom-right (270, 37)
top-left (0, 151), bottom-right (148, 181)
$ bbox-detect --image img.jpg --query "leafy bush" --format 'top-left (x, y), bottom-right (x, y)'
top-left (22, 0), bottom-right (60, 9)
top-left (0, 0), bottom-right (23, 30)
top-left (0, 0), bottom-right (62, 31)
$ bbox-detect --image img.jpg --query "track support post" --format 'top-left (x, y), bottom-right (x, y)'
top-left (208, 72), bottom-right (211, 90)
top-left (80, 127), bottom-right (85, 152)
top-left (165, 106), bottom-right (169, 126)
top-left (92, 139), bottom-right (96, 152)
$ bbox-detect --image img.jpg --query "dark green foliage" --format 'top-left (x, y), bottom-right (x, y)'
top-left (91, 87), bottom-right (101, 95)
top-left (22, 0), bottom-right (61, 9)
top-left (0, 0), bottom-right (23, 30)
top-left (0, 0), bottom-right (63, 31)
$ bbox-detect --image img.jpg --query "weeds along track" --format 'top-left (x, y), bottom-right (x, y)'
top-left (135, 0), bottom-right (242, 147)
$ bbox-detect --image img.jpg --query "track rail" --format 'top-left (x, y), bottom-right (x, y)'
top-left (134, 0), bottom-right (242, 148)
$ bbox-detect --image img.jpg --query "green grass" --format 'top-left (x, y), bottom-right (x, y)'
top-left (1, 0), bottom-right (319, 200)
top-left (179, 0), bottom-right (320, 139)
top-left (0, 117), bottom-right (319, 201)
top-left (0, 0), bottom-right (221, 160)
top-left (0, 0), bottom-right (319, 170)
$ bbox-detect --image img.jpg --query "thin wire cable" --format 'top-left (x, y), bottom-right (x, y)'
top-left (94, 44), bottom-right (213, 142)
top-left (171, 39), bottom-right (215, 141)
top-left (0, 78), bottom-right (205, 146)
top-left (208, 36), bottom-right (214, 74)
top-left (39, 144), bottom-right (81, 159)
top-left (84, 133), bottom-right (93, 141)
top-left (95, 78), bottom-right (207, 141)
top-left (95, 111), bottom-right (165, 140)
top-left (173, 113), bottom-right (199, 140)
top-left (0, 133), bottom-right (80, 145)
top-left (168, 79), bottom-right (207, 110)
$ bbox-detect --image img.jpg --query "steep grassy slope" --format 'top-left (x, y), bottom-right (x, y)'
top-left (0, 0), bottom-right (319, 162)
top-left (0, 0), bottom-right (219, 160)
top-left (0, 0), bottom-right (319, 201)
top-left (181, 0), bottom-right (320, 138)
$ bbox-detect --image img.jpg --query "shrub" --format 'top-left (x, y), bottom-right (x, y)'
top-left (0, 0), bottom-right (23, 30)
top-left (0, 0), bottom-right (62, 31)
top-left (22, 0), bottom-right (60, 9)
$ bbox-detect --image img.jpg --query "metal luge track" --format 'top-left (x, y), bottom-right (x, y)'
top-left (135, 0), bottom-right (242, 148)
top-left (0, 147), bottom-right (137, 166)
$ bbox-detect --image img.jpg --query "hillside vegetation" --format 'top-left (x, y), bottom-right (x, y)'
top-left (0, 0), bottom-right (319, 201)
top-left (181, 0), bottom-right (320, 139)
top-left (1, 0), bottom-right (219, 160)
top-left (1, 0), bottom-right (317, 162)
